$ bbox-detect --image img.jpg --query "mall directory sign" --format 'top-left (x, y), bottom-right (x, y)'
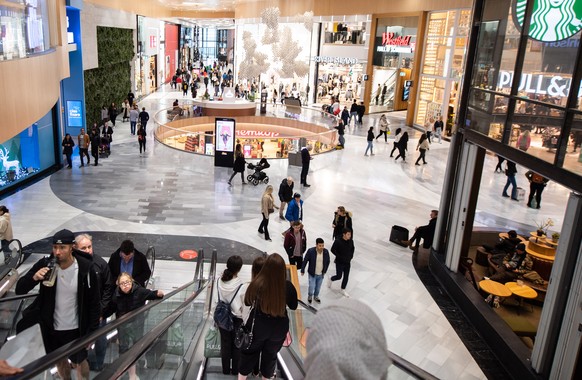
top-left (214, 118), bottom-right (235, 168)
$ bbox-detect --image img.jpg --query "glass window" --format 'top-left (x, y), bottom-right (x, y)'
top-left (564, 114), bottom-right (582, 176)
top-left (0, 0), bottom-right (51, 60)
top-left (466, 94), bottom-right (509, 142)
top-left (510, 100), bottom-right (564, 164)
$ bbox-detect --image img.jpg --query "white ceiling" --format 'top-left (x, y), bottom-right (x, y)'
top-left (157, 0), bottom-right (237, 12)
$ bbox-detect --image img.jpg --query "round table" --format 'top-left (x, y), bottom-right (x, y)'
top-left (505, 281), bottom-right (538, 314)
top-left (479, 279), bottom-right (512, 307)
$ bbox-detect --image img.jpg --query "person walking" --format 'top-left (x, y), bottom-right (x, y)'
top-left (328, 228), bottom-right (355, 298)
top-left (364, 126), bottom-right (375, 156)
top-left (434, 116), bottom-right (444, 144)
top-left (301, 237), bottom-right (330, 303)
top-left (425, 118), bottom-right (434, 143)
top-left (335, 120), bottom-right (346, 148)
top-left (121, 99), bottom-right (130, 122)
top-left (332, 206), bottom-right (353, 240)
top-left (237, 254), bottom-right (298, 380)
top-left (284, 221), bottom-right (307, 268)
top-left (108, 103), bottom-right (118, 127)
top-left (278, 176), bottom-right (294, 220)
top-left (349, 99), bottom-right (358, 127)
top-left (137, 124), bottom-right (147, 154)
top-left (495, 154), bottom-right (505, 173)
top-left (129, 105), bottom-right (139, 135)
top-left (415, 133), bottom-right (430, 165)
top-left (258, 185), bottom-right (278, 241)
top-left (228, 144), bottom-right (247, 185)
top-left (216, 255), bottom-right (244, 376)
top-left (139, 107), bottom-right (150, 133)
top-left (357, 101), bottom-right (365, 126)
top-left (285, 193), bottom-right (303, 226)
top-left (341, 106), bottom-right (350, 127)
top-left (77, 128), bottom-right (90, 167)
top-left (90, 126), bottom-right (100, 166)
top-left (62, 133), bottom-right (75, 169)
top-left (300, 146), bottom-right (312, 187)
top-left (390, 128), bottom-right (402, 157)
top-left (502, 160), bottom-right (519, 201)
top-left (376, 114), bottom-right (390, 142)
top-left (394, 131), bottom-right (409, 162)
top-left (525, 170), bottom-right (549, 209)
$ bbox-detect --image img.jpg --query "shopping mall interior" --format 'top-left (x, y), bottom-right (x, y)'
top-left (0, 0), bottom-right (581, 379)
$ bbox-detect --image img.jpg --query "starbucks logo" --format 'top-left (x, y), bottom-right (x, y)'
top-left (514, 0), bottom-right (582, 42)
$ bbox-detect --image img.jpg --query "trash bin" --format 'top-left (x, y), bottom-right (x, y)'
top-left (390, 225), bottom-right (409, 247)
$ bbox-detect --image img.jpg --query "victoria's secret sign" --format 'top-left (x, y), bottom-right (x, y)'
top-left (382, 32), bottom-right (412, 46)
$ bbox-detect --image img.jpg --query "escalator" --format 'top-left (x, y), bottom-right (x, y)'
top-left (8, 249), bottom-right (438, 379)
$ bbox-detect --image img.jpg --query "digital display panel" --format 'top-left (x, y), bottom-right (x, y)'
top-left (215, 118), bottom-right (235, 152)
top-left (66, 100), bottom-right (83, 127)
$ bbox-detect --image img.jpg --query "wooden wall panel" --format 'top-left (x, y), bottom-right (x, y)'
top-left (85, 0), bottom-right (172, 18)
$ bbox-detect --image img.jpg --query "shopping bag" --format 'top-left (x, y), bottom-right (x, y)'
top-left (204, 326), bottom-right (221, 358)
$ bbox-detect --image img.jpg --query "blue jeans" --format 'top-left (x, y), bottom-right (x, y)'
top-left (365, 141), bottom-right (373, 155)
top-left (503, 175), bottom-right (517, 199)
top-left (308, 274), bottom-right (324, 297)
top-left (435, 127), bottom-right (442, 143)
top-left (130, 121), bottom-right (137, 134)
top-left (338, 135), bottom-right (345, 147)
top-left (350, 111), bottom-right (358, 126)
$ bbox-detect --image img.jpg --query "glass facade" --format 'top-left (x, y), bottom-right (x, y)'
top-left (415, 10), bottom-right (471, 135)
top-left (0, 0), bottom-right (50, 60)
top-left (0, 107), bottom-right (56, 190)
top-left (466, 0), bottom-right (582, 177)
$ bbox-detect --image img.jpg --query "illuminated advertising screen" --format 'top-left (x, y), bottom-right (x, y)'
top-left (215, 118), bottom-right (235, 152)
top-left (66, 100), bottom-right (83, 127)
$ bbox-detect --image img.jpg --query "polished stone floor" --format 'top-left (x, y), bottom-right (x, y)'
top-left (4, 84), bottom-right (573, 379)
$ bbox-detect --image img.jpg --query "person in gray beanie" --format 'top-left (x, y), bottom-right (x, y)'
top-left (304, 298), bottom-right (390, 379)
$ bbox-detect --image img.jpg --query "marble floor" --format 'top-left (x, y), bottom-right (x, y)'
top-left (3, 84), bottom-right (573, 379)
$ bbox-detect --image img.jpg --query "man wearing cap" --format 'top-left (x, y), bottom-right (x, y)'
top-left (75, 233), bottom-right (114, 372)
top-left (489, 243), bottom-right (532, 283)
top-left (108, 239), bottom-right (152, 288)
top-left (15, 229), bottom-right (101, 380)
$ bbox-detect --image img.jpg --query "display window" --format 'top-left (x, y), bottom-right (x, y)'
top-left (0, 108), bottom-right (57, 191)
top-left (0, 0), bottom-right (50, 61)
top-left (415, 10), bottom-right (471, 135)
top-left (315, 62), bottom-right (364, 106)
top-left (322, 21), bottom-right (366, 45)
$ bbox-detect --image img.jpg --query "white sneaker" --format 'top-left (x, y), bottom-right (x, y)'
top-left (327, 276), bottom-right (333, 288)
top-left (341, 289), bottom-right (350, 298)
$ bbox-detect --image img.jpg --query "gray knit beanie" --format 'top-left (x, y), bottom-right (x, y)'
top-left (304, 298), bottom-right (390, 379)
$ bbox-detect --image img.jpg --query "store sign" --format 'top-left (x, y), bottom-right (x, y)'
top-left (497, 70), bottom-right (582, 97)
top-left (66, 100), bottom-right (83, 127)
top-left (237, 130), bottom-right (281, 138)
top-left (513, 0), bottom-right (582, 42)
top-left (382, 32), bottom-right (411, 46)
top-left (313, 56), bottom-right (359, 65)
top-left (377, 44), bottom-right (414, 53)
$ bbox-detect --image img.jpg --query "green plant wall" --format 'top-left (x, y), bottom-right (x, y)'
top-left (84, 26), bottom-right (134, 126)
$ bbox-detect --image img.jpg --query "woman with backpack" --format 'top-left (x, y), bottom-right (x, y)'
top-left (217, 255), bottom-right (244, 375)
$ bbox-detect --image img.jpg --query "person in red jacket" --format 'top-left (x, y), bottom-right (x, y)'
top-left (284, 221), bottom-right (307, 268)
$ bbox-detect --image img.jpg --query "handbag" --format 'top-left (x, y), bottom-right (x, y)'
top-left (235, 302), bottom-right (256, 350)
top-left (268, 208), bottom-right (275, 214)
top-left (204, 325), bottom-right (221, 358)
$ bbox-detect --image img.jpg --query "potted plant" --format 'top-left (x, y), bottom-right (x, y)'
top-left (534, 218), bottom-right (554, 237)
top-left (551, 232), bottom-right (560, 243)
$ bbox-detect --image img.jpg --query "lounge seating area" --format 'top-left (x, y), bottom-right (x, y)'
top-left (462, 228), bottom-right (554, 350)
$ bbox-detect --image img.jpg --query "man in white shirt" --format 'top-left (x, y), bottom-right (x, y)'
top-left (16, 229), bottom-right (101, 380)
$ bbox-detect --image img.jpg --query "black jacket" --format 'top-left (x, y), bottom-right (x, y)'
top-left (418, 217), bottom-right (438, 249)
top-left (233, 153), bottom-right (246, 173)
top-left (15, 250), bottom-right (101, 336)
top-left (62, 138), bottom-right (75, 155)
top-left (103, 282), bottom-right (162, 319)
top-left (92, 253), bottom-right (114, 313)
top-left (505, 161), bottom-right (517, 176)
top-left (301, 148), bottom-right (311, 165)
top-left (278, 179), bottom-right (294, 202)
top-left (331, 237), bottom-right (355, 265)
top-left (332, 212), bottom-right (353, 239)
top-left (108, 248), bottom-right (152, 288)
top-left (139, 111), bottom-right (150, 124)
top-left (367, 129), bottom-right (375, 141)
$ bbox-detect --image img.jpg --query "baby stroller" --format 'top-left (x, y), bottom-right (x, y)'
top-left (99, 135), bottom-right (111, 158)
top-left (247, 158), bottom-right (270, 186)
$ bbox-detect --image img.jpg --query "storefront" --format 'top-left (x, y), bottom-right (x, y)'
top-left (164, 23), bottom-right (179, 83)
top-left (369, 16), bottom-right (418, 113)
top-left (136, 17), bottom-right (164, 97)
top-left (414, 9), bottom-right (471, 135)
top-left (0, 108), bottom-right (58, 193)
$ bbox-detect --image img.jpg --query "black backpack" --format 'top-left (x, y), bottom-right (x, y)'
top-left (213, 282), bottom-right (243, 331)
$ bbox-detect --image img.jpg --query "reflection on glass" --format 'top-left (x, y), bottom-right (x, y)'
top-left (564, 114), bottom-right (582, 176)
top-left (0, 0), bottom-right (50, 60)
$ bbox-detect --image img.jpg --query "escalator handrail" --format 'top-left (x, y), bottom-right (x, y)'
top-left (94, 283), bottom-right (209, 380)
top-left (0, 293), bottom-right (38, 303)
top-left (145, 245), bottom-right (156, 288)
top-left (290, 300), bottom-right (439, 380)
top-left (17, 278), bottom-right (206, 379)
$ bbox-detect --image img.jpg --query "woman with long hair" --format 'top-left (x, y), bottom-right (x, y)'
top-left (415, 133), bottom-right (430, 165)
top-left (390, 128), bottom-right (402, 157)
top-left (238, 253), bottom-right (298, 380)
top-left (258, 185), bottom-right (278, 241)
top-left (228, 144), bottom-right (247, 185)
top-left (217, 255), bottom-right (244, 375)
top-left (61, 133), bottom-right (75, 169)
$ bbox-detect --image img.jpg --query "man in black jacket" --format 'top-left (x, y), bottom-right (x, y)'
top-left (278, 176), bottom-right (294, 219)
top-left (75, 233), bottom-right (114, 371)
top-left (300, 146), bottom-right (312, 187)
top-left (402, 210), bottom-right (438, 251)
top-left (328, 228), bottom-right (355, 298)
top-left (16, 229), bottom-right (101, 380)
top-left (139, 107), bottom-right (150, 133)
top-left (108, 239), bottom-right (152, 288)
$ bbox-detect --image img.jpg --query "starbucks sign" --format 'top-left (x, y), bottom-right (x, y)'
top-left (514, 0), bottom-right (582, 42)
